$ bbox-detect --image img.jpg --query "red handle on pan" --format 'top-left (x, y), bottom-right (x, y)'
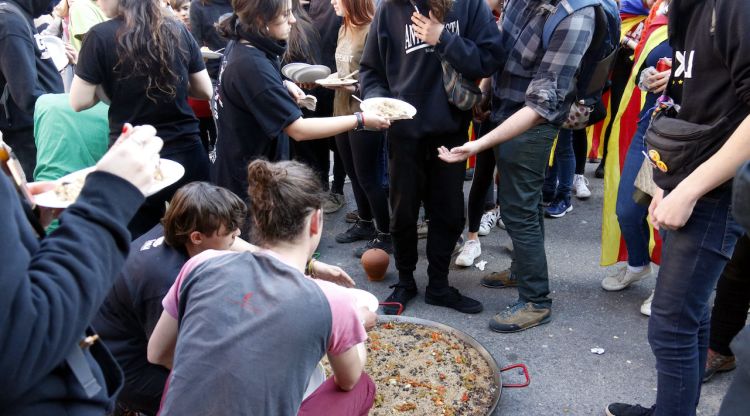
top-left (500, 363), bottom-right (530, 388)
top-left (378, 302), bottom-right (404, 315)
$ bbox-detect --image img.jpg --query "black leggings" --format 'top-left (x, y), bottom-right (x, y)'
top-left (335, 131), bottom-right (389, 232)
top-left (573, 128), bottom-right (587, 175)
top-left (466, 121), bottom-right (498, 233)
top-left (709, 234), bottom-right (750, 356)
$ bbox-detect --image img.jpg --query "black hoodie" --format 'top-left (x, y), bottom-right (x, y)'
top-left (359, 0), bottom-right (504, 140)
top-left (0, 0), bottom-right (64, 132)
top-left (667, 0), bottom-right (750, 125)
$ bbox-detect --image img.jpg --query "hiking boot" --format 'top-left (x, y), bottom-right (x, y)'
top-left (489, 301), bottom-right (551, 333)
top-left (455, 239), bottom-right (481, 267)
top-left (335, 220), bottom-right (376, 243)
top-left (354, 233), bottom-right (393, 258)
top-left (417, 220), bottom-right (429, 239)
top-left (480, 269), bottom-right (518, 288)
top-left (545, 198), bottom-right (573, 218)
top-left (573, 174), bottom-right (591, 199)
top-left (601, 265), bottom-right (652, 291)
top-left (322, 192), bottom-right (346, 214)
top-left (478, 209), bottom-right (499, 236)
top-left (425, 286), bottom-right (483, 314)
top-left (703, 348), bottom-right (736, 383)
top-left (640, 290), bottom-right (654, 317)
top-left (383, 283), bottom-right (418, 315)
top-left (605, 403), bottom-right (655, 416)
top-left (345, 210), bottom-right (359, 223)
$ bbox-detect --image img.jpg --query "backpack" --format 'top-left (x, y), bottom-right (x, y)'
top-left (543, 0), bottom-right (621, 129)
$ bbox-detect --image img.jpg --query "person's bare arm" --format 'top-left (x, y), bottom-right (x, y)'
top-left (188, 69), bottom-right (213, 100)
top-left (284, 113), bottom-right (390, 142)
top-left (69, 75), bottom-right (99, 111)
top-left (147, 310), bottom-right (178, 369)
top-left (327, 345), bottom-right (365, 391)
top-left (438, 106), bottom-right (544, 163)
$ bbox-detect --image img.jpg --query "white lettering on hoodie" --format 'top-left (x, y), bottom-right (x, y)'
top-left (404, 20), bottom-right (460, 54)
top-left (674, 50), bottom-right (695, 79)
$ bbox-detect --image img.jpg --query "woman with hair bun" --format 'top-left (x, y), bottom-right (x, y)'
top-left (69, 0), bottom-right (213, 238)
top-left (150, 160), bottom-right (376, 415)
top-left (210, 0), bottom-right (390, 203)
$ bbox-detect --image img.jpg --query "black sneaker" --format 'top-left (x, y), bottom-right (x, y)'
top-left (383, 283), bottom-right (418, 315)
top-left (354, 233), bottom-right (393, 258)
top-left (425, 287), bottom-right (483, 314)
top-left (605, 403), bottom-right (655, 416)
top-left (595, 162), bottom-right (605, 179)
top-left (335, 220), bottom-right (376, 243)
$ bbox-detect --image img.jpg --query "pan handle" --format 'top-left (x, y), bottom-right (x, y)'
top-left (378, 302), bottom-right (404, 315)
top-left (500, 363), bottom-right (530, 388)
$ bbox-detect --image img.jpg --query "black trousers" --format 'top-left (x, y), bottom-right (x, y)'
top-left (467, 120), bottom-right (498, 233)
top-left (389, 130), bottom-right (466, 290)
top-left (572, 128), bottom-right (587, 175)
top-left (1, 126), bottom-right (36, 179)
top-left (709, 233), bottom-right (750, 356)
top-left (335, 130), bottom-right (390, 232)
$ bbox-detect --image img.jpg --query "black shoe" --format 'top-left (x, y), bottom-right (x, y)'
top-left (595, 162), bottom-right (605, 179)
top-left (335, 220), bottom-right (376, 243)
top-left (605, 403), bottom-right (655, 416)
top-left (354, 233), bottom-right (393, 258)
top-left (425, 287), bottom-right (483, 314)
top-left (383, 283), bottom-right (418, 315)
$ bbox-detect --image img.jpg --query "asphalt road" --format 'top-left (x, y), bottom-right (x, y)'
top-left (317, 164), bottom-right (735, 415)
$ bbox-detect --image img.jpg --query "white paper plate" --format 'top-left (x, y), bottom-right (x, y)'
top-left (293, 65), bottom-right (331, 83)
top-left (348, 288), bottom-right (379, 312)
top-left (282, 62), bottom-right (309, 79)
top-left (41, 35), bottom-right (68, 71)
top-left (315, 77), bottom-right (358, 87)
top-left (34, 159), bottom-right (185, 208)
top-left (359, 97), bottom-right (417, 121)
top-left (201, 49), bottom-right (223, 60)
top-left (303, 363), bottom-right (326, 399)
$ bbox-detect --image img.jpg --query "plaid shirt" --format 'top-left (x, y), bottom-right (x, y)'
top-left (491, 0), bottom-right (595, 126)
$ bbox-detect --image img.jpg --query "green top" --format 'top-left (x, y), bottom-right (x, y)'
top-left (68, 0), bottom-right (107, 51)
top-left (33, 93), bottom-right (109, 232)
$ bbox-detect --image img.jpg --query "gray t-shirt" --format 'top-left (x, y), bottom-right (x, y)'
top-left (160, 252), bottom-right (333, 415)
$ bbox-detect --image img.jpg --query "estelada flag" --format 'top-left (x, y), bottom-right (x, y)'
top-left (599, 19), bottom-right (668, 266)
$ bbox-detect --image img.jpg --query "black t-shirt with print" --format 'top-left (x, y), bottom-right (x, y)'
top-left (76, 17), bottom-right (206, 145)
top-left (212, 41), bottom-right (303, 201)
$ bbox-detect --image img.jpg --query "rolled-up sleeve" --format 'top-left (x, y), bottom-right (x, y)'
top-left (525, 8), bottom-right (594, 123)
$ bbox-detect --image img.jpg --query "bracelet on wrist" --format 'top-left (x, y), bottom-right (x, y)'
top-left (354, 112), bottom-right (365, 131)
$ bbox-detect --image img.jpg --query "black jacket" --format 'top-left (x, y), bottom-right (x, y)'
top-left (360, 0), bottom-right (504, 140)
top-left (0, 0), bottom-right (64, 132)
top-left (0, 171), bottom-right (144, 415)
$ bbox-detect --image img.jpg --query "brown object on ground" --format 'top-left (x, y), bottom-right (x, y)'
top-left (361, 248), bottom-right (389, 281)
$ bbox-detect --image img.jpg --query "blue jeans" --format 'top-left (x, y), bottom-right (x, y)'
top-left (496, 124), bottom-right (557, 307)
top-left (615, 118), bottom-right (651, 267)
top-left (648, 189), bottom-right (743, 416)
top-left (542, 129), bottom-right (574, 203)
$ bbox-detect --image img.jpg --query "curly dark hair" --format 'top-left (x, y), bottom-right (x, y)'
top-left (114, 0), bottom-right (185, 101)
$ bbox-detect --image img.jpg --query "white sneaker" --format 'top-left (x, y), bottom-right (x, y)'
top-left (640, 290), bottom-right (654, 316)
top-left (455, 239), bottom-right (481, 267)
top-left (478, 209), bottom-right (499, 236)
top-left (573, 174), bottom-right (591, 199)
top-left (601, 265), bottom-right (653, 291)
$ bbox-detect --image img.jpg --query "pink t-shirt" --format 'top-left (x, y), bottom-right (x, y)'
top-left (162, 249), bottom-right (366, 355)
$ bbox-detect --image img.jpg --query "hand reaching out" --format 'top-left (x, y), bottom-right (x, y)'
top-left (437, 141), bottom-right (481, 164)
